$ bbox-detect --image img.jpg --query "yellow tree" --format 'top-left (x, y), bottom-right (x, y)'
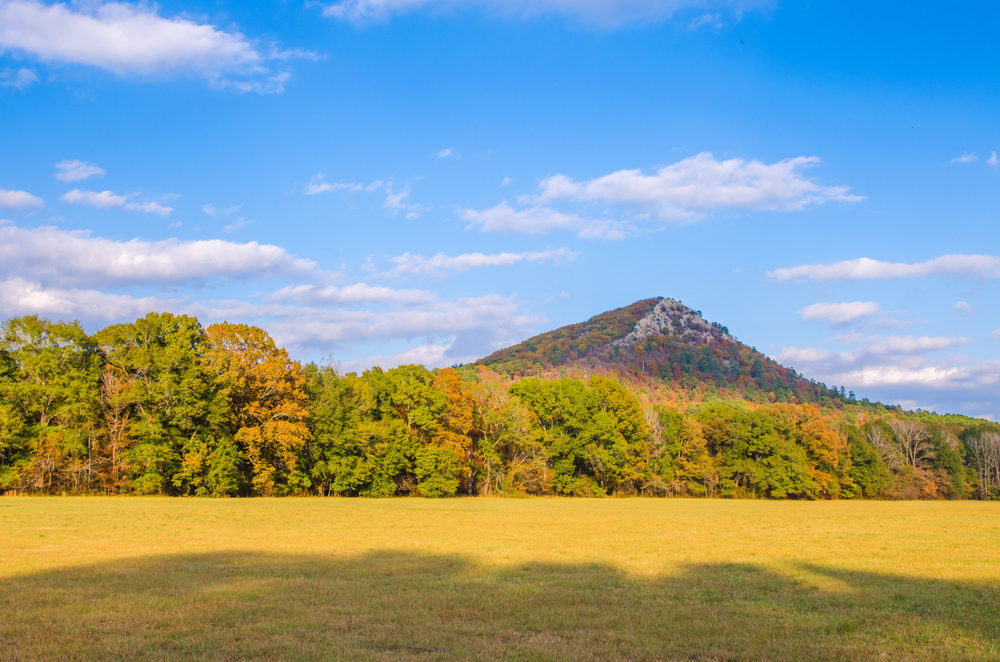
top-left (205, 323), bottom-right (310, 495)
top-left (772, 403), bottom-right (851, 498)
top-left (432, 368), bottom-right (478, 494)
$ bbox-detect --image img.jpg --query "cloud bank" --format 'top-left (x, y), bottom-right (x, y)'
top-left (267, 282), bottom-right (439, 306)
top-left (59, 189), bottom-right (173, 216)
top-left (531, 153), bottom-right (862, 219)
top-left (0, 0), bottom-right (303, 92)
top-left (0, 222), bottom-right (541, 365)
top-left (462, 153), bottom-right (859, 238)
top-left (0, 223), bottom-right (316, 288)
top-left (775, 334), bottom-right (995, 403)
top-left (769, 254), bottom-right (1000, 282)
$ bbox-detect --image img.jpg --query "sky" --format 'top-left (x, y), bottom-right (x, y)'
top-left (1, 0), bottom-right (999, 419)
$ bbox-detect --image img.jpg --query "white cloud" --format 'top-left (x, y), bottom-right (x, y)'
top-left (775, 346), bottom-right (838, 365)
top-left (59, 188), bottom-right (125, 209)
top-left (217, 71), bottom-right (292, 95)
top-left (384, 184), bottom-right (429, 218)
top-left (989, 152), bottom-right (999, 168)
top-left (0, 223), bottom-right (316, 288)
top-left (54, 160), bottom-right (104, 182)
top-left (379, 247), bottom-right (578, 277)
top-left (385, 186), bottom-right (411, 212)
top-left (866, 336), bottom-right (971, 354)
top-left (125, 201), bottom-right (172, 216)
top-left (0, 0), bottom-right (303, 92)
top-left (501, 177), bottom-right (512, 186)
top-left (316, 0), bottom-right (770, 28)
top-left (776, 334), bottom-right (979, 396)
top-left (460, 201), bottom-right (625, 239)
top-left (187, 292), bottom-right (542, 354)
top-left (459, 153), bottom-right (857, 238)
top-left (780, 334), bottom-right (971, 366)
top-left (59, 188), bottom-right (173, 215)
top-left (846, 365), bottom-right (971, 388)
top-left (950, 153), bottom-right (978, 164)
top-left (769, 254), bottom-right (1000, 282)
top-left (203, 203), bottom-right (242, 216)
top-left (435, 148), bottom-right (458, 159)
top-left (0, 277), bottom-right (180, 320)
top-left (529, 153), bottom-right (862, 220)
top-left (266, 282), bottom-right (439, 306)
top-left (0, 187), bottom-right (43, 209)
top-left (304, 173), bottom-right (384, 195)
top-left (0, 275), bottom-right (540, 358)
top-left (799, 301), bottom-right (881, 325)
top-left (953, 300), bottom-right (972, 314)
top-left (0, 218), bottom-right (545, 368)
top-left (0, 66), bottom-right (38, 89)
top-left (689, 11), bottom-right (721, 29)
top-left (222, 218), bottom-right (249, 233)
top-left (339, 343), bottom-right (455, 372)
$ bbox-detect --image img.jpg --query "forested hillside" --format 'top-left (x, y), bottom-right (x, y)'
top-left (479, 297), bottom-right (856, 407)
top-left (1, 307), bottom-right (998, 499)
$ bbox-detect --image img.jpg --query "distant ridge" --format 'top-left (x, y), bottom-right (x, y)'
top-left (478, 297), bottom-right (850, 406)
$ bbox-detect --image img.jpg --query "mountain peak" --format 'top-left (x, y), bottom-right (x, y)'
top-left (478, 297), bottom-right (846, 407)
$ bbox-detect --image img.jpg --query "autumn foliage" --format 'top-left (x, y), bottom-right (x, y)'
top-left (1, 312), bottom-right (998, 499)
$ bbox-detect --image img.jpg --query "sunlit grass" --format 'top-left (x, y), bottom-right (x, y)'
top-left (2, 498), bottom-right (998, 660)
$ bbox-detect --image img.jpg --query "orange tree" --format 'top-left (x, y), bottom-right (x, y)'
top-left (205, 323), bottom-right (310, 495)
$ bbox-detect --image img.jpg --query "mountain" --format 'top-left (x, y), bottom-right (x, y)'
top-left (477, 297), bottom-right (849, 407)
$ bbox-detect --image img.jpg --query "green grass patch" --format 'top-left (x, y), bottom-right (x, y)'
top-left (1, 498), bottom-right (999, 661)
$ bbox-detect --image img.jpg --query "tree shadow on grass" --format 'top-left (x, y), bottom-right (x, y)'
top-left (1, 551), bottom-right (998, 662)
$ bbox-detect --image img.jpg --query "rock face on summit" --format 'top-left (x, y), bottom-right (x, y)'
top-left (478, 297), bottom-right (830, 403)
top-left (612, 298), bottom-right (733, 349)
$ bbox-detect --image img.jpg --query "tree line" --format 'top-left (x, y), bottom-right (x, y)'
top-left (2, 313), bottom-right (998, 499)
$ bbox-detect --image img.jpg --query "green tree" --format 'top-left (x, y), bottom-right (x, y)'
top-left (650, 408), bottom-right (710, 496)
top-left (305, 363), bottom-right (370, 496)
top-left (843, 424), bottom-right (891, 498)
top-left (97, 313), bottom-right (229, 495)
top-left (0, 316), bottom-right (100, 493)
top-left (697, 403), bottom-right (818, 499)
top-left (414, 446), bottom-right (460, 497)
top-left (510, 377), bottom-right (648, 496)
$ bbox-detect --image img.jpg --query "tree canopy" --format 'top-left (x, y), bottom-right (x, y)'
top-left (2, 312), bottom-right (998, 500)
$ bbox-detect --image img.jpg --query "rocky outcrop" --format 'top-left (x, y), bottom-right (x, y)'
top-left (612, 298), bottom-right (732, 349)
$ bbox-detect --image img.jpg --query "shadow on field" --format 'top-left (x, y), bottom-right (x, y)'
top-left (1, 551), bottom-right (998, 662)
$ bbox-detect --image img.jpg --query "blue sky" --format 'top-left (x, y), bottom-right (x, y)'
top-left (1, 0), bottom-right (999, 418)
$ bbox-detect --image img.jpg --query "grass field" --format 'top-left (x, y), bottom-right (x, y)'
top-left (1, 498), bottom-right (999, 661)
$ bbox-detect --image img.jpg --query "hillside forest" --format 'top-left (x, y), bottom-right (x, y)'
top-left (2, 312), bottom-right (999, 499)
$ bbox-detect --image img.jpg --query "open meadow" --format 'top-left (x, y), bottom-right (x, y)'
top-left (1, 498), bottom-right (999, 661)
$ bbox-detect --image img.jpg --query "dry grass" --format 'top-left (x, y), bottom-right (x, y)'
top-left (1, 497), bottom-right (998, 661)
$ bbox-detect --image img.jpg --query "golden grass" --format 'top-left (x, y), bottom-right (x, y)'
top-left (2, 497), bottom-right (998, 661)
